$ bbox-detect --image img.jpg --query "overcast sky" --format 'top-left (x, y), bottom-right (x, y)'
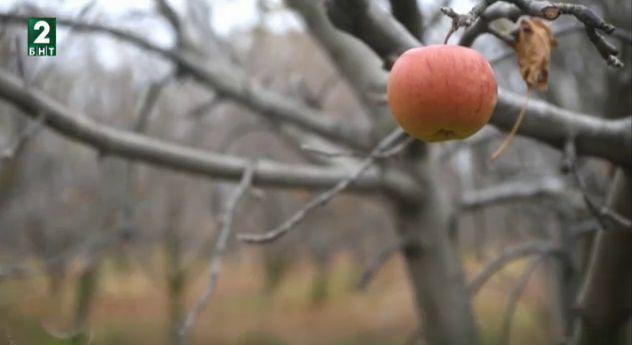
top-left (0, 0), bottom-right (284, 36)
top-left (0, 0), bottom-right (477, 71)
top-left (0, 0), bottom-right (474, 35)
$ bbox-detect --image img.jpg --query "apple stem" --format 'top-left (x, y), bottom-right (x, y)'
top-left (490, 88), bottom-right (532, 161)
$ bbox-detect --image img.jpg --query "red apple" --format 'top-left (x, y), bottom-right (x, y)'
top-left (387, 45), bottom-right (498, 142)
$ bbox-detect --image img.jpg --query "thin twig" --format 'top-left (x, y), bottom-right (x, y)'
top-left (301, 134), bottom-right (413, 159)
top-left (375, 136), bottom-right (415, 158)
top-left (120, 75), bottom-right (173, 239)
top-left (468, 241), bottom-right (560, 296)
top-left (563, 138), bottom-right (632, 232)
top-left (500, 255), bottom-right (546, 345)
top-left (239, 128), bottom-right (410, 244)
top-left (300, 144), bottom-right (360, 158)
top-left (357, 238), bottom-right (407, 290)
top-left (441, 7), bottom-right (473, 44)
top-left (132, 74), bottom-right (172, 132)
top-left (490, 23), bottom-right (631, 65)
top-left (14, 36), bottom-right (25, 82)
top-left (178, 163), bottom-right (255, 344)
top-left (0, 112), bottom-right (46, 162)
top-left (441, 0), bottom-right (622, 66)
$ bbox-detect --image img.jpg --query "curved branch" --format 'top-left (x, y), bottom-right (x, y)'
top-left (495, 89), bottom-right (631, 168)
top-left (577, 170), bottom-right (632, 344)
top-left (0, 13), bottom-right (372, 151)
top-left (450, 1), bottom-right (621, 66)
top-left (389, 0), bottom-right (424, 40)
top-left (459, 3), bottom-right (521, 47)
top-left (468, 241), bottom-right (562, 296)
top-left (499, 256), bottom-right (546, 345)
top-left (286, 0), bottom-right (389, 126)
top-left (0, 70), bottom-right (421, 200)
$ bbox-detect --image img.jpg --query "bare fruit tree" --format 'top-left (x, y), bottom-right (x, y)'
top-left (0, 1), bottom-right (630, 345)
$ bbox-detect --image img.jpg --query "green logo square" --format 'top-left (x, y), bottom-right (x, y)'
top-left (27, 17), bottom-right (56, 56)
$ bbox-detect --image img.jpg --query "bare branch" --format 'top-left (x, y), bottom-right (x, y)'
top-left (576, 170), bottom-right (632, 344)
top-left (0, 112), bottom-right (45, 161)
top-left (300, 144), bottom-right (360, 158)
top-left (133, 74), bottom-right (172, 132)
top-left (468, 241), bottom-right (561, 296)
top-left (563, 138), bottom-right (632, 232)
top-left (500, 255), bottom-right (546, 345)
top-left (467, 0), bottom-right (561, 26)
top-left (495, 90), bottom-right (631, 169)
top-left (460, 175), bottom-right (565, 211)
top-left (120, 74), bottom-right (173, 239)
top-left (154, 0), bottom-right (182, 38)
top-left (325, 0), bottom-right (419, 68)
top-left (14, 36), bottom-right (26, 82)
top-left (441, 7), bottom-right (476, 44)
top-left (459, 3), bottom-right (521, 47)
top-left (178, 163), bottom-right (255, 345)
top-left (287, 0), bottom-right (390, 126)
top-left (238, 128), bottom-right (411, 244)
top-left (389, 0), bottom-right (424, 40)
top-left (443, 0), bottom-right (622, 66)
top-left (0, 69), bottom-right (422, 200)
top-left (357, 238), bottom-right (405, 290)
top-left (0, 13), bottom-right (372, 150)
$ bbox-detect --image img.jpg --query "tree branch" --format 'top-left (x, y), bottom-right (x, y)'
top-left (460, 175), bottom-right (565, 211)
top-left (178, 163), bottom-right (255, 345)
top-left (577, 170), bottom-right (632, 344)
top-left (238, 128), bottom-right (411, 244)
top-left (563, 138), bottom-right (632, 232)
top-left (389, 0), bottom-right (424, 40)
top-left (499, 256), bottom-right (546, 345)
top-left (459, 3), bottom-right (521, 47)
top-left (0, 111), bottom-right (45, 162)
top-left (0, 13), bottom-right (372, 150)
top-left (444, 0), bottom-right (622, 66)
top-left (468, 241), bottom-right (562, 296)
top-left (325, 0), bottom-right (420, 68)
top-left (356, 238), bottom-right (406, 290)
top-left (286, 0), bottom-right (390, 128)
top-left (0, 70), bottom-right (422, 200)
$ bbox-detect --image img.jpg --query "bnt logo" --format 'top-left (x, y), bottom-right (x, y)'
top-left (28, 18), bottom-right (56, 56)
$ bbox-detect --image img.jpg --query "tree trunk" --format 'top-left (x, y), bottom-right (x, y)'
top-left (578, 169), bottom-right (632, 345)
top-left (394, 160), bottom-right (479, 345)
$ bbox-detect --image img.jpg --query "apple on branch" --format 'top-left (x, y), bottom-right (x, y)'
top-left (387, 45), bottom-right (498, 142)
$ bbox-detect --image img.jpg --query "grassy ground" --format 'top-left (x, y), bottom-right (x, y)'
top-left (0, 250), bottom-right (555, 345)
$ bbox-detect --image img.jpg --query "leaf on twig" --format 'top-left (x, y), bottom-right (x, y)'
top-left (490, 18), bottom-right (557, 161)
top-left (515, 18), bottom-right (557, 91)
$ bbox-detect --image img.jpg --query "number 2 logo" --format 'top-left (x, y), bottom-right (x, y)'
top-left (27, 17), bottom-right (56, 56)
top-left (33, 20), bottom-right (51, 44)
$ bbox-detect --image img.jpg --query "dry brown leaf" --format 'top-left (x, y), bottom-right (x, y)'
top-left (515, 18), bottom-right (557, 91)
top-left (491, 19), bottom-right (556, 161)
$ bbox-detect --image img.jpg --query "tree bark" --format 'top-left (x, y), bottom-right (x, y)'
top-left (578, 169), bottom-right (632, 345)
top-left (394, 160), bottom-right (479, 345)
